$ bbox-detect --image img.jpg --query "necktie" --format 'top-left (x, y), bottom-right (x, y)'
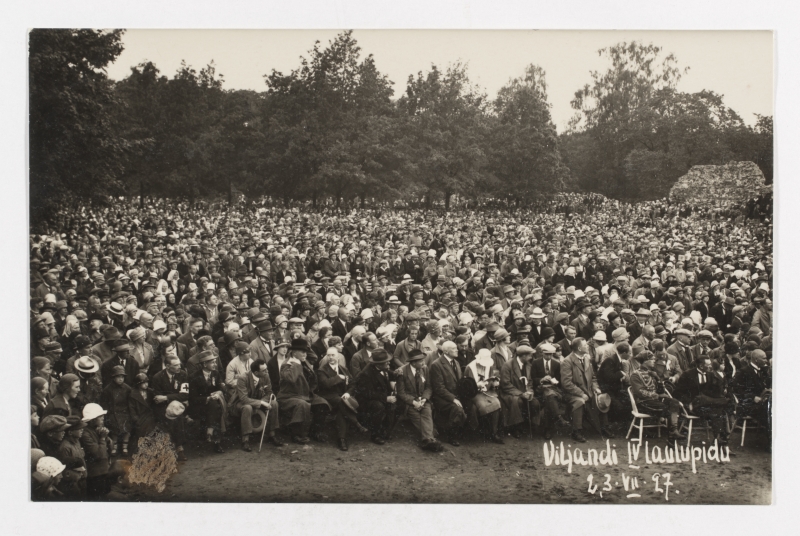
top-left (698, 372), bottom-right (706, 384)
top-left (452, 359), bottom-right (459, 377)
top-left (416, 370), bottom-right (425, 394)
top-left (545, 360), bottom-right (550, 375)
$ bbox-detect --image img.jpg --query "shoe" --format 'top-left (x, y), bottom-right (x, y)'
top-left (601, 427), bottom-right (616, 439)
top-left (544, 429), bottom-right (553, 440)
top-left (312, 432), bottom-right (329, 443)
top-left (122, 444), bottom-right (129, 455)
top-left (510, 428), bottom-right (521, 439)
top-left (213, 442), bottom-right (225, 454)
top-left (371, 435), bottom-right (386, 445)
top-left (571, 431), bottom-right (587, 443)
top-left (356, 423), bottom-right (369, 434)
top-left (434, 440), bottom-right (445, 452)
top-left (382, 432), bottom-right (393, 441)
top-left (668, 429), bottom-right (686, 440)
top-left (338, 438), bottom-right (349, 451)
top-left (449, 438), bottom-right (461, 447)
top-left (176, 449), bottom-right (188, 461)
top-left (241, 440), bottom-right (252, 452)
top-left (292, 436), bottom-right (310, 445)
top-left (491, 434), bottom-right (505, 445)
top-left (268, 435), bottom-right (286, 447)
top-left (110, 446), bottom-right (117, 457)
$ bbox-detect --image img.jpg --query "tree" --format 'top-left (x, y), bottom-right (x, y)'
top-left (29, 29), bottom-right (130, 220)
top-left (398, 62), bottom-right (490, 210)
top-left (490, 65), bottom-right (568, 203)
top-left (568, 41), bottom-right (687, 197)
top-left (262, 31), bottom-right (400, 206)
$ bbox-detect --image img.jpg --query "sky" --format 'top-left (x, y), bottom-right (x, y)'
top-left (106, 29), bottom-right (773, 133)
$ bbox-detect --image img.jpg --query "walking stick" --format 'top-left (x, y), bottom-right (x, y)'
top-left (522, 377), bottom-right (533, 439)
top-left (258, 394), bottom-right (276, 453)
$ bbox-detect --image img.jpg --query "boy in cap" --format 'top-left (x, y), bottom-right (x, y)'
top-left (100, 365), bottom-right (133, 456)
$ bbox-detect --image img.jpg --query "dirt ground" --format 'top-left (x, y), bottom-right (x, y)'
top-left (129, 419), bottom-right (772, 504)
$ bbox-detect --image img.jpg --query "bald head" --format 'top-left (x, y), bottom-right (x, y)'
top-left (642, 325), bottom-right (656, 340)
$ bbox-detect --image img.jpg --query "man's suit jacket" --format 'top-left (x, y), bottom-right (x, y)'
top-left (188, 369), bottom-right (224, 419)
top-left (348, 363), bottom-right (392, 408)
top-left (230, 371), bottom-right (273, 412)
top-left (673, 367), bottom-right (725, 405)
top-left (316, 362), bottom-right (353, 401)
top-left (177, 332), bottom-right (198, 356)
top-left (733, 363), bottom-right (771, 401)
top-left (597, 353), bottom-right (626, 392)
top-left (429, 355), bottom-right (462, 406)
top-left (332, 318), bottom-right (350, 341)
top-left (499, 358), bottom-right (532, 397)
top-left (396, 363), bottom-right (432, 406)
top-left (667, 341), bottom-right (695, 374)
top-left (531, 357), bottom-right (561, 396)
top-left (100, 355), bottom-right (140, 387)
top-left (560, 352), bottom-right (599, 402)
top-left (151, 368), bottom-right (190, 421)
top-left (349, 347), bottom-right (372, 379)
top-left (529, 324), bottom-right (546, 346)
top-left (249, 336), bottom-right (273, 364)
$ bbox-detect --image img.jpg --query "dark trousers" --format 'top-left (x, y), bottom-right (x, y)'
top-left (540, 394), bottom-right (561, 431)
top-left (571, 400), bottom-right (608, 432)
top-left (478, 410), bottom-right (501, 437)
top-left (159, 416), bottom-right (186, 447)
top-left (358, 400), bottom-right (395, 438)
top-left (86, 475), bottom-right (109, 498)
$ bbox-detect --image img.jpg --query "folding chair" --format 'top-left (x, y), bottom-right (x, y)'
top-left (730, 416), bottom-right (760, 447)
top-left (626, 387), bottom-right (666, 443)
top-left (665, 390), bottom-right (706, 446)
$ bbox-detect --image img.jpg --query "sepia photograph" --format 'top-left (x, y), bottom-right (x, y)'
top-left (26, 27), bottom-right (774, 505)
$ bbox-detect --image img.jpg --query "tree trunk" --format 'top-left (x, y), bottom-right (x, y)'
top-left (444, 190), bottom-right (451, 212)
top-left (359, 192), bottom-right (366, 209)
top-left (139, 179), bottom-right (145, 209)
top-left (312, 190), bottom-right (317, 208)
top-left (228, 178), bottom-right (233, 205)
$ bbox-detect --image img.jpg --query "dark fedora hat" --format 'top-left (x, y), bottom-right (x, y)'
top-left (407, 349), bottom-right (426, 363)
top-left (290, 338), bottom-right (309, 353)
top-left (369, 348), bottom-right (392, 364)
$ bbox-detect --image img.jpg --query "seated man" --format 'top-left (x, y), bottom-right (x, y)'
top-left (316, 350), bottom-right (366, 451)
top-left (396, 349), bottom-right (442, 452)
top-left (597, 341), bottom-right (633, 427)
top-left (429, 341), bottom-right (468, 446)
top-left (531, 343), bottom-right (565, 440)
top-left (188, 351), bottom-right (228, 453)
top-left (151, 355), bottom-right (189, 460)
top-left (499, 345), bottom-right (540, 439)
top-left (733, 349), bottom-right (771, 451)
top-left (629, 351), bottom-right (685, 440)
top-left (344, 348), bottom-right (396, 445)
top-left (230, 359), bottom-right (285, 452)
top-left (277, 338), bottom-right (331, 444)
top-left (674, 355), bottom-right (731, 445)
top-left (561, 337), bottom-right (609, 442)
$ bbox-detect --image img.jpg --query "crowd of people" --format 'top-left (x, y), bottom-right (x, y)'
top-left (29, 192), bottom-right (773, 500)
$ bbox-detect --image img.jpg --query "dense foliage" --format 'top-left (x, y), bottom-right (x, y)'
top-left (29, 31), bottom-right (773, 218)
